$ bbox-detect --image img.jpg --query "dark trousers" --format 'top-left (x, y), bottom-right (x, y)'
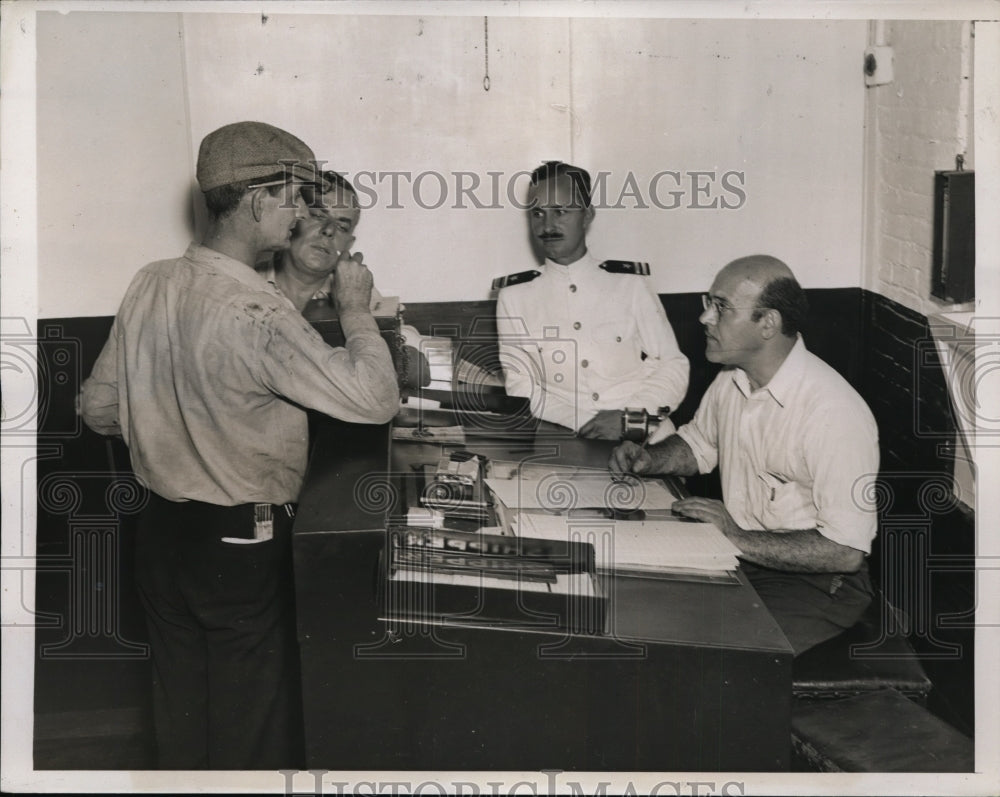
top-left (743, 561), bottom-right (874, 656)
top-left (134, 493), bottom-right (304, 769)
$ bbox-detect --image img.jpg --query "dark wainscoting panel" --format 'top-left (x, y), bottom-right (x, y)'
top-left (858, 294), bottom-right (975, 736)
top-left (33, 318), bottom-right (153, 769)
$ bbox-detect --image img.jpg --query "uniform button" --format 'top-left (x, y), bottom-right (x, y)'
top-left (616, 336), bottom-right (622, 342)
top-left (573, 321), bottom-right (581, 330)
top-left (569, 284), bottom-right (577, 292)
top-left (581, 359), bottom-right (589, 368)
top-left (592, 392), bottom-right (600, 401)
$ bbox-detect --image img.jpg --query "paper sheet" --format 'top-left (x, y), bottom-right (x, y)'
top-left (515, 513), bottom-right (741, 573)
top-left (485, 469), bottom-right (676, 513)
top-left (389, 567), bottom-right (598, 596)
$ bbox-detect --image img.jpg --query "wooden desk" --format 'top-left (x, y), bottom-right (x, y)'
top-left (293, 417), bottom-right (793, 771)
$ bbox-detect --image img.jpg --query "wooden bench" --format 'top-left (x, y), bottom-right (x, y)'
top-left (792, 593), bottom-right (932, 701)
top-left (792, 688), bottom-right (974, 772)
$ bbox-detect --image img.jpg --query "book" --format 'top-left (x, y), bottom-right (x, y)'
top-left (513, 513), bottom-right (741, 577)
top-left (380, 527), bottom-right (606, 633)
top-left (485, 467), bottom-right (676, 514)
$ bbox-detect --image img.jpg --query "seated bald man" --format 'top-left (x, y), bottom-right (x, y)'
top-left (609, 255), bottom-right (879, 655)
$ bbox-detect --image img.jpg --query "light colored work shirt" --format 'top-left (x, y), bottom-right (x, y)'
top-left (675, 336), bottom-right (879, 553)
top-left (496, 250), bottom-right (689, 431)
top-left (80, 243), bottom-right (399, 506)
top-left (258, 262), bottom-right (385, 310)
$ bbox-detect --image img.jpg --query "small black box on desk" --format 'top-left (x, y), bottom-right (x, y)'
top-left (380, 527), bottom-right (606, 635)
top-left (305, 297), bottom-right (409, 383)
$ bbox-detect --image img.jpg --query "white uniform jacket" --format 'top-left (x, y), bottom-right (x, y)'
top-left (495, 250), bottom-right (689, 431)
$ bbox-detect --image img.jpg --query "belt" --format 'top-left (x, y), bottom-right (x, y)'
top-left (146, 492), bottom-right (297, 540)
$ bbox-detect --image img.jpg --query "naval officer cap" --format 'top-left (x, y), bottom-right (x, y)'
top-left (196, 121), bottom-right (323, 192)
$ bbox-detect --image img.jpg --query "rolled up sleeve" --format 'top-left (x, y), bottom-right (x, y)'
top-left (805, 401), bottom-right (880, 553)
top-left (675, 376), bottom-right (721, 475)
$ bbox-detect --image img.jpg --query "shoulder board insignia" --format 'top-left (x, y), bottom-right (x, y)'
top-left (600, 260), bottom-right (650, 276)
top-left (491, 269), bottom-right (542, 291)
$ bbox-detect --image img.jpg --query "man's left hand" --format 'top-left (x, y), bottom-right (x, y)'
top-left (672, 497), bottom-right (742, 537)
top-left (578, 410), bottom-right (623, 440)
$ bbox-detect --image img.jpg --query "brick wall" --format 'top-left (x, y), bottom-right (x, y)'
top-left (867, 20), bottom-right (974, 315)
top-left (860, 20), bottom-right (977, 734)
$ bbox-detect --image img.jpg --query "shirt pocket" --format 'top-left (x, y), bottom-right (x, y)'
top-left (589, 319), bottom-right (639, 377)
top-left (757, 472), bottom-right (816, 531)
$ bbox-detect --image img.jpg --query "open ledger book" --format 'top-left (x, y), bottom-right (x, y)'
top-left (484, 463), bottom-right (741, 579)
top-left (512, 513), bottom-right (741, 578)
top-left (484, 465), bottom-right (677, 514)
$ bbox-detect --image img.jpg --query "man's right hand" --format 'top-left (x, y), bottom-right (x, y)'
top-left (608, 441), bottom-right (652, 479)
top-left (333, 244), bottom-right (373, 316)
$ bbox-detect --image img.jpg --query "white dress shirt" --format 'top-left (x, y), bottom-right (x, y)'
top-left (675, 336), bottom-right (879, 553)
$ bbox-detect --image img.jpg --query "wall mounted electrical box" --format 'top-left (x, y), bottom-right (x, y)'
top-left (931, 168), bottom-right (975, 304)
top-left (864, 45), bottom-right (894, 86)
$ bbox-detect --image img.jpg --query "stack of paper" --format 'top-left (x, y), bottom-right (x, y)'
top-left (514, 513), bottom-right (741, 576)
top-left (369, 295), bottom-right (401, 318)
top-left (419, 337), bottom-right (454, 389)
top-left (455, 358), bottom-right (505, 388)
top-left (484, 469), bottom-right (676, 515)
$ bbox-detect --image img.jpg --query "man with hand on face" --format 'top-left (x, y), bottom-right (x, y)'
top-left (262, 170), bottom-right (364, 312)
top-left (609, 255), bottom-right (879, 656)
top-left (262, 170), bottom-right (428, 388)
top-left (79, 122), bottom-right (399, 769)
top-left (494, 161), bottom-right (689, 439)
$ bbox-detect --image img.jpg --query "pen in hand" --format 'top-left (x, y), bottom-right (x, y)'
top-left (611, 438), bottom-right (648, 483)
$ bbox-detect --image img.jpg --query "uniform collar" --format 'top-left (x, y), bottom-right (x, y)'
top-left (543, 248), bottom-right (600, 274)
top-left (732, 334), bottom-right (807, 406)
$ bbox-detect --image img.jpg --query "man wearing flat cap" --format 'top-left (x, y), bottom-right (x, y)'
top-left (79, 121), bottom-right (400, 769)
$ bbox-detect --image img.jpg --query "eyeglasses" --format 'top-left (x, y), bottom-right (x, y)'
top-left (701, 294), bottom-right (765, 317)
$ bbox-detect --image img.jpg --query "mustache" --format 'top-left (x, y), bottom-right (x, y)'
top-left (539, 233), bottom-right (564, 241)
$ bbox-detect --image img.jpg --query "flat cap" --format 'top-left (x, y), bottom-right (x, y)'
top-left (196, 121), bottom-right (320, 192)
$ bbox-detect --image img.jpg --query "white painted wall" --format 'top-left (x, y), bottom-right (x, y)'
top-left (862, 20), bottom-right (975, 315)
top-left (180, 13), bottom-right (572, 304)
top-left (570, 19), bottom-right (866, 288)
top-left (36, 11), bottom-right (194, 319)
top-left (37, 10), bottom-right (867, 318)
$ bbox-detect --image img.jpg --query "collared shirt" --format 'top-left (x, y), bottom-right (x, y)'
top-left (258, 262), bottom-right (389, 312)
top-left (495, 250), bottom-right (689, 430)
top-left (259, 262), bottom-right (333, 306)
top-left (675, 336), bottom-right (879, 553)
top-left (80, 243), bottom-right (399, 506)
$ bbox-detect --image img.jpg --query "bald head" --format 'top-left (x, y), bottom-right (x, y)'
top-left (719, 255), bottom-right (795, 291)
top-left (717, 255), bottom-right (808, 337)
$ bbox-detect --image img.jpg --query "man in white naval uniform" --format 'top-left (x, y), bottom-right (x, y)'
top-left (495, 161), bottom-right (689, 439)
